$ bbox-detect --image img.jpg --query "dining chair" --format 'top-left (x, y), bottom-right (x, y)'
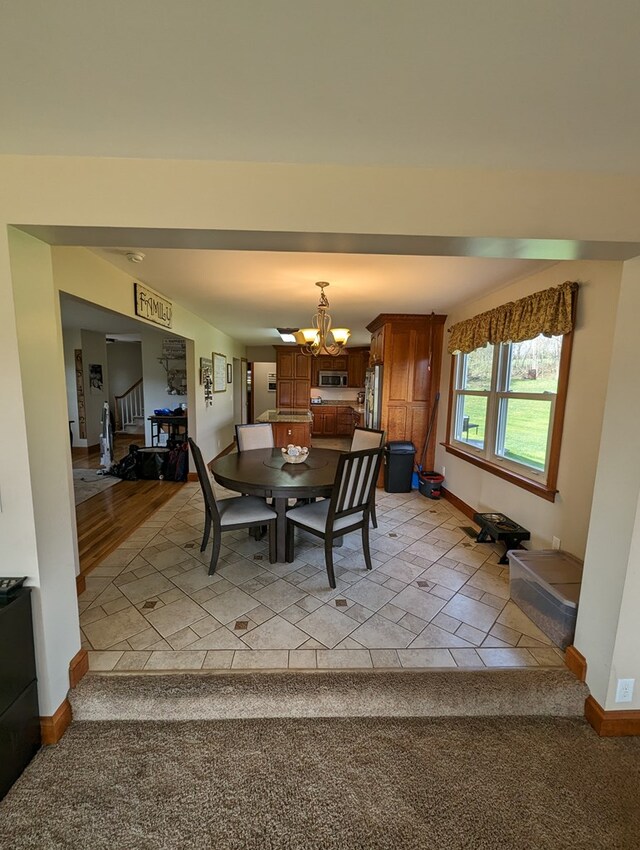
top-left (235, 422), bottom-right (275, 451)
top-left (285, 446), bottom-right (384, 588)
top-left (188, 438), bottom-right (277, 574)
top-left (350, 427), bottom-right (385, 528)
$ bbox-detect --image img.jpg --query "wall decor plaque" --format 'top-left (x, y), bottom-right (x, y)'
top-left (134, 282), bottom-right (173, 328)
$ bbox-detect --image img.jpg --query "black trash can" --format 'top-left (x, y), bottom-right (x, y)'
top-left (384, 441), bottom-right (416, 492)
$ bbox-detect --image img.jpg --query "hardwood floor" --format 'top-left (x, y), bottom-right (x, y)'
top-left (74, 433), bottom-right (183, 575)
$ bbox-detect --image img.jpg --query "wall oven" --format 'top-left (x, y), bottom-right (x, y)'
top-left (318, 371), bottom-right (348, 387)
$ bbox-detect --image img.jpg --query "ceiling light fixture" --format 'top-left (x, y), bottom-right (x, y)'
top-left (276, 327), bottom-right (300, 343)
top-left (126, 251), bottom-right (145, 264)
top-left (294, 282), bottom-right (351, 357)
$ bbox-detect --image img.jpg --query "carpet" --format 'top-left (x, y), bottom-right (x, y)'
top-left (1, 716), bottom-right (639, 849)
top-left (71, 669), bottom-right (589, 721)
top-left (72, 469), bottom-right (121, 505)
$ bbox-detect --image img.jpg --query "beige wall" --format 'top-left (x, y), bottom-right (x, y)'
top-left (1, 155), bottom-right (639, 716)
top-left (435, 260), bottom-right (623, 559)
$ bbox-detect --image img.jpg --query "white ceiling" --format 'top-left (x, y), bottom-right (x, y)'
top-left (9, 3), bottom-right (639, 345)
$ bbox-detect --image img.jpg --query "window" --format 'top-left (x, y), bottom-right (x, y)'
top-left (447, 333), bottom-right (572, 500)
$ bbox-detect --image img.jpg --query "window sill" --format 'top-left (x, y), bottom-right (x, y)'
top-left (441, 443), bottom-right (558, 502)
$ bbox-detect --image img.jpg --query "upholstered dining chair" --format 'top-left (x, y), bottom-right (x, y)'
top-left (285, 446), bottom-right (384, 588)
top-left (350, 427), bottom-right (385, 528)
top-left (188, 438), bottom-right (276, 574)
top-left (235, 422), bottom-right (275, 452)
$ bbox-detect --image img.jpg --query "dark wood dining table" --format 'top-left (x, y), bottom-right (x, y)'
top-left (210, 447), bottom-right (343, 562)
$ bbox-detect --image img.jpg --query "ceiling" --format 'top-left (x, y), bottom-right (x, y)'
top-left (9, 4), bottom-right (639, 345)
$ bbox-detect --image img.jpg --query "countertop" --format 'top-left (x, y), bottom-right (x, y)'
top-left (257, 409), bottom-right (313, 423)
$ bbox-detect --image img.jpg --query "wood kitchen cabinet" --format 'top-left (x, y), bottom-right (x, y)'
top-left (275, 347), bottom-right (311, 409)
top-left (311, 405), bottom-right (356, 437)
top-left (310, 349), bottom-right (369, 387)
top-left (346, 347), bottom-right (369, 388)
top-left (271, 421), bottom-right (312, 448)
top-left (337, 408), bottom-right (355, 436)
top-left (366, 313), bottom-right (446, 472)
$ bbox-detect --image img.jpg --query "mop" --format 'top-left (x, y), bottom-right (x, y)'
top-left (415, 392), bottom-right (442, 497)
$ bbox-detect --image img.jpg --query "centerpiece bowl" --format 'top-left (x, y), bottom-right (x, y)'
top-left (281, 444), bottom-right (310, 464)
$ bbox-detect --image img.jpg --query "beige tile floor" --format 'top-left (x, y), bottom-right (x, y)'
top-left (78, 464), bottom-right (565, 673)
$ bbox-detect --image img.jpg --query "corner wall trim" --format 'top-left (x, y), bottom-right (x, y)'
top-left (75, 573), bottom-right (86, 595)
top-left (69, 649), bottom-right (89, 689)
top-left (584, 695), bottom-right (640, 737)
top-left (40, 698), bottom-right (73, 745)
top-left (564, 645), bottom-right (587, 682)
top-left (440, 486), bottom-right (475, 521)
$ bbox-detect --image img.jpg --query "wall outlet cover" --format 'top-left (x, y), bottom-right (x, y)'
top-left (615, 678), bottom-right (634, 703)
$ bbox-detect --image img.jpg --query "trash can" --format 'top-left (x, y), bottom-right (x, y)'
top-left (383, 441), bottom-right (416, 492)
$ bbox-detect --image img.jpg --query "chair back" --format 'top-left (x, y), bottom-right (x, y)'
top-left (329, 447), bottom-right (383, 524)
top-left (350, 426), bottom-right (385, 452)
top-left (235, 423), bottom-right (275, 452)
top-left (187, 438), bottom-right (221, 523)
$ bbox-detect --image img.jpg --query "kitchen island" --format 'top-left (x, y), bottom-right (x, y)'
top-left (256, 408), bottom-right (312, 448)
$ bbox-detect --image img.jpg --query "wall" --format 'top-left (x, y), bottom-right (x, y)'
top-left (253, 361), bottom-right (277, 418)
top-left (435, 260), bottom-right (623, 560)
top-left (575, 257), bottom-right (640, 709)
top-left (62, 327), bottom-right (82, 446)
top-left (139, 326), bottom-right (186, 444)
top-left (106, 341), bottom-right (142, 419)
top-left (247, 345), bottom-right (278, 362)
top-left (80, 329), bottom-right (109, 447)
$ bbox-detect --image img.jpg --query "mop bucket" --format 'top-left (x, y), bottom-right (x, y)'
top-left (417, 470), bottom-right (444, 500)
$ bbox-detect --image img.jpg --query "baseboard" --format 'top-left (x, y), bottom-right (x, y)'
top-left (71, 445), bottom-right (90, 458)
top-left (40, 698), bottom-right (73, 745)
top-left (440, 486), bottom-right (475, 520)
top-left (564, 645), bottom-right (587, 682)
top-left (584, 695), bottom-right (640, 737)
top-left (75, 573), bottom-right (86, 595)
top-left (69, 649), bottom-right (89, 689)
top-left (187, 471), bottom-right (198, 482)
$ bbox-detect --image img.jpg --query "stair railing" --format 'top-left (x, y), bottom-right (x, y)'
top-left (114, 379), bottom-right (144, 431)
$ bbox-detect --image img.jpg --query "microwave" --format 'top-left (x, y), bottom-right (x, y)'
top-left (319, 371), bottom-right (348, 387)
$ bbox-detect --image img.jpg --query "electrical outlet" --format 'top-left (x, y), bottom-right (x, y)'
top-left (615, 678), bottom-right (635, 703)
top-left (552, 536), bottom-right (561, 550)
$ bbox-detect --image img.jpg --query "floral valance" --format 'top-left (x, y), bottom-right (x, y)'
top-left (447, 281), bottom-right (579, 354)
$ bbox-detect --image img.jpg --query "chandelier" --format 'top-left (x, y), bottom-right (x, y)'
top-left (294, 282), bottom-right (351, 357)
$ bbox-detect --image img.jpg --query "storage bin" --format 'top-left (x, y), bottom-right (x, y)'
top-left (383, 441), bottom-right (416, 493)
top-left (507, 549), bottom-right (583, 649)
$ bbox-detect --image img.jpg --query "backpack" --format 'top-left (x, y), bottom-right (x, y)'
top-left (164, 441), bottom-right (189, 482)
top-left (111, 444), bottom-right (140, 480)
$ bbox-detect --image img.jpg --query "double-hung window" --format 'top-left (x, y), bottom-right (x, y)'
top-left (448, 332), bottom-right (571, 499)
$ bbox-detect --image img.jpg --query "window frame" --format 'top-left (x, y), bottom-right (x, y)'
top-left (444, 330), bottom-right (574, 502)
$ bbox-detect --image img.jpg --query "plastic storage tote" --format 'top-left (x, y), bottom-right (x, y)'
top-left (383, 441), bottom-right (416, 493)
top-left (507, 549), bottom-right (583, 649)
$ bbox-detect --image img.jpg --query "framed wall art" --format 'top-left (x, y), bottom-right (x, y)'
top-left (213, 352), bottom-right (227, 392)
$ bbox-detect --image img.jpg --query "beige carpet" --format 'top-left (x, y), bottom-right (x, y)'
top-left (71, 669), bottom-right (589, 721)
top-left (1, 716), bottom-right (639, 849)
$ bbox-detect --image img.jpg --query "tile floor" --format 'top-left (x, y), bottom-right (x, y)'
top-left (78, 472), bottom-right (565, 673)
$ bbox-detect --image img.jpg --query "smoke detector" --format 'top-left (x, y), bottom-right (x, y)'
top-left (126, 251), bottom-right (145, 264)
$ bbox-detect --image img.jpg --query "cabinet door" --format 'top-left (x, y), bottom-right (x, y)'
top-left (337, 412), bottom-right (354, 436)
top-left (277, 350), bottom-right (296, 379)
top-left (293, 380), bottom-right (311, 408)
top-left (294, 354), bottom-right (311, 379)
top-left (276, 380), bottom-right (293, 408)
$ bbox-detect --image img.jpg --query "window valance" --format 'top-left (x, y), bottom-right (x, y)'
top-left (447, 281), bottom-right (579, 354)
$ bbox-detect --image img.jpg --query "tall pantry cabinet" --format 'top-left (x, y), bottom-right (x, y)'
top-left (366, 313), bottom-right (446, 472)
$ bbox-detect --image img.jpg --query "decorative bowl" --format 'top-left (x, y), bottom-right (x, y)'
top-left (281, 445), bottom-right (310, 464)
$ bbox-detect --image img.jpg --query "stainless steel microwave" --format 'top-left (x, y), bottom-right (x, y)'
top-left (318, 371), bottom-right (348, 387)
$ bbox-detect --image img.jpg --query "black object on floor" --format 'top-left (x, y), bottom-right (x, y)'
top-left (473, 512), bottom-right (531, 564)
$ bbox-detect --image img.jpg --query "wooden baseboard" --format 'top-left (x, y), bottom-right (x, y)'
top-left (187, 471), bottom-right (198, 482)
top-left (440, 486), bottom-right (475, 520)
top-left (584, 695), bottom-right (640, 736)
top-left (40, 698), bottom-right (72, 745)
top-left (69, 649), bottom-right (89, 689)
top-left (75, 573), bottom-right (86, 595)
top-left (564, 645), bottom-right (587, 682)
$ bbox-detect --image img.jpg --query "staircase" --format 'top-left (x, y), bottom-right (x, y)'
top-left (114, 379), bottom-right (144, 434)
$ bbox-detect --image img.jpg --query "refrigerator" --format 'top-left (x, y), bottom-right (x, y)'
top-left (364, 365), bottom-right (383, 430)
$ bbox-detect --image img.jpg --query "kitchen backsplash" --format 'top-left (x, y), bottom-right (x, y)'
top-left (310, 386), bottom-right (363, 402)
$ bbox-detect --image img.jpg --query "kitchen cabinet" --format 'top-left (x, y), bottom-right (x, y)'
top-left (275, 347), bottom-right (311, 409)
top-left (366, 313), bottom-right (446, 473)
top-left (272, 421), bottom-right (311, 448)
top-left (346, 347), bottom-right (369, 388)
top-left (337, 408), bottom-right (355, 436)
top-left (311, 405), bottom-right (356, 437)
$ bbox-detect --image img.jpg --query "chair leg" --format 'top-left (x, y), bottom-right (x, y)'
top-left (201, 511), bottom-right (212, 552)
top-left (362, 519), bottom-right (373, 572)
top-left (370, 498), bottom-right (378, 529)
top-left (209, 531), bottom-right (222, 576)
top-left (325, 536), bottom-right (336, 589)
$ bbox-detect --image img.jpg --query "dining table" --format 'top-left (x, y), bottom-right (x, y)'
top-left (210, 447), bottom-right (343, 562)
